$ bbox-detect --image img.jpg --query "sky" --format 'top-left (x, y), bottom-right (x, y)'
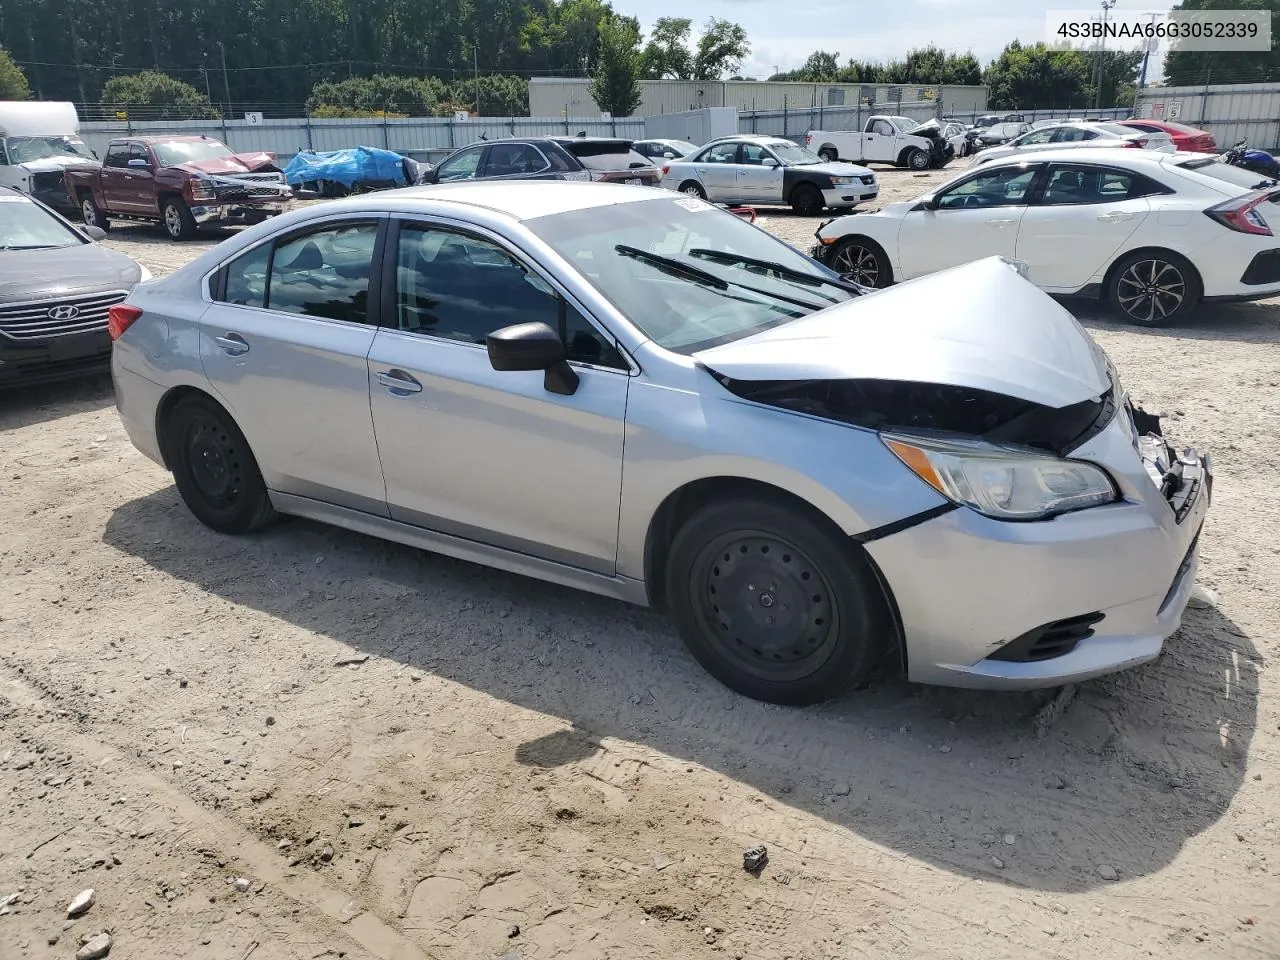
top-left (611, 0), bottom-right (1182, 78)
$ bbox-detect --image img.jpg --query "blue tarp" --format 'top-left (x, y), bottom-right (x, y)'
top-left (283, 146), bottom-right (408, 189)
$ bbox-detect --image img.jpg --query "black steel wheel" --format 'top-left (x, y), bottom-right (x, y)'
top-left (166, 394), bottom-right (276, 534)
top-left (1107, 251), bottom-right (1201, 326)
top-left (665, 496), bottom-right (888, 705)
top-left (818, 147), bottom-right (838, 162)
top-left (790, 183), bottom-right (823, 216)
top-left (829, 237), bottom-right (892, 288)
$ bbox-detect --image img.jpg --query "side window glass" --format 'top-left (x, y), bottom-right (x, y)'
top-left (104, 145), bottom-right (130, 168)
top-left (485, 143), bottom-right (546, 177)
top-left (872, 120), bottom-right (893, 136)
top-left (544, 147), bottom-right (573, 172)
top-left (702, 143), bottom-right (738, 164)
top-left (221, 243), bottom-right (271, 307)
top-left (266, 221), bottom-right (379, 323)
top-left (937, 167), bottom-right (1038, 209)
top-left (436, 147), bottom-right (483, 182)
top-left (130, 144), bottom-right (151, 166)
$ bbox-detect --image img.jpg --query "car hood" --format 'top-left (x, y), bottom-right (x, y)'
top-left (0, 242), bottom-right (141, 300)
top-left (695, 257), bottom-right (1110, 409)
top-left (17, 156), bottom-right (98, 172)
top-left (173, 152), bottom-right (277, 176)
top-left (794, 160), bottom-right (874, 176)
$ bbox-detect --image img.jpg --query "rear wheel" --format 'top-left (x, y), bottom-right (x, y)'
top-left (790, 183), bottom-right (823, 216)
top-left (818, 147), bottom-right (838, 162)
top-left (80, 195), bottom-right (110, 232)
top-left (1107, 250), bottom-right (1201, 326)
top-left (665, 496), bottom-right (888, 705)
top-left (166, 395), bottom-right (276, 534)
top-left (162, 197), bottom-right (198, 240)
top-left (829, 236), bottom-right (892, 288)
top-left (678, 180), bottom-right (707, 199)
top-left (905, 148), bottom-right (930, 171)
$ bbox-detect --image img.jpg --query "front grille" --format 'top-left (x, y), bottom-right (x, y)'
top-left (232, 171), bottom-right (285, 184)
top-left (987, 612), bottom-right (1105, 663)
top-left (0, 290), bottom-right (128, 340)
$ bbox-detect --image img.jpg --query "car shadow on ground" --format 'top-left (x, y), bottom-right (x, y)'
top-left (0, 375), bottom-right (114, 431)
top-left (103, 488), bottom-right (1259, 894)
top-left (1064, 297), bottom-right (1280, 345)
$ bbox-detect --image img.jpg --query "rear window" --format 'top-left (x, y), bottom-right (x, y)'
top-left (576, 150), bottom-right (653, 171)
top-left (1095, 123), bottom-right (1140, 137)
top-left (1178, 157), bottom-right (1279, 190)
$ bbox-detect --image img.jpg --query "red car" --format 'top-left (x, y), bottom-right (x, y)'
top-left (1116, 119), bottom-right (1217, 153)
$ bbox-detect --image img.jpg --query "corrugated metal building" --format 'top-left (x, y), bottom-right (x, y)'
top-left (1135, 81), bottom-right (1280, 151)
top-left (529, 78), bottom-right (988, 119)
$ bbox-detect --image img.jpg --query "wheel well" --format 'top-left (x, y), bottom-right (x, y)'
top-left (154, 385), bottom-right (223, 469)
top-left (896, 145), bottom-right (921, 166)
top-left (786, 180), bottom-right (820, 203)
top-left (831, 234), bottom-right (893, 284)
top-left (677, 179), bottom-right (703, 194)
top-left (75, 186), bottom-right (94, 202)
top-left (818, 143), bottom-right (838, 156)
top-left (642, 475), bottom-right (906, 669)
top-left (1100, 246), bottom-right (1202, 302)
top-left (158, 191), bottom-right (183, 208)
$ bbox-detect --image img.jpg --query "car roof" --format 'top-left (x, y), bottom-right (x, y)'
top-left (305, 179), bottom-right (668, 222)
top-left (976, 146), bottom-right (1179, 167)
top-left (111, 135), bottom-right (225, 145)
top-left (702, 134), bottom-right (792, 146)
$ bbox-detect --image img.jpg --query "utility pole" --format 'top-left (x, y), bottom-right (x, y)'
top-left (1093, 0), bottom-right (1116, 111)
top-left (474, 39), bottom-right (481, 116)
top-left (218, 41), bottom-right (233, 117)
top-left (1133, 13), bottom-right (1161, 111)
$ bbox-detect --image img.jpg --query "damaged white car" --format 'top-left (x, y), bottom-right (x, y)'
top-left (109, 183), bottom-right (1211, 705)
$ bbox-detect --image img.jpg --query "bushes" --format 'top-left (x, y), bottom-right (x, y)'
top-left (101, 71), bottom-right (220, 119)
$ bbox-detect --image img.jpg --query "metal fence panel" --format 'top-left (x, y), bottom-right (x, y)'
top-left (1135, 82), bottom-right (1280, 150)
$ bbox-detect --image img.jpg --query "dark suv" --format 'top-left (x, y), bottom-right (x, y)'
top-left (423, 137), bottom-right (660, 187)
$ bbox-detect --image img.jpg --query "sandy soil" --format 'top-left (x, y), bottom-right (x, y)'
top-left (2, 166), bottom-right (1278, 960)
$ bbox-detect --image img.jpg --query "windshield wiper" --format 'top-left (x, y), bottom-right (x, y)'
top-left (615, 245), bottom-right (825, 311)
top-left (0, 244), bottom-right (63, 251)
top-left (688, 248), bottom-right (866, 297)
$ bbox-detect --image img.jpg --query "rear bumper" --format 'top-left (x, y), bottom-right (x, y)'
top-left (0, 329), bottom-right (112, 389)
top-left (1187, 234), bottom-right (1280, 299)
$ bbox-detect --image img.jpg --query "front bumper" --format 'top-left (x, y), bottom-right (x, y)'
top-left (0, 329), bottom-right (112, 389)
top-left (190, 202), bottom-right (288, 226)
top-left (865, 406), bottom-right (1211, 689)
top-left (823, 186), bottom-right (878, 207)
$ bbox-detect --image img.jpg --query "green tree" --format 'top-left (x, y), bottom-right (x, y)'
top-left (588, 15), bottom-right (642, 116)
top-left (306, 74), bottom-right (448, 116)
top-left (446, 74), bottom-right (529, 115)
top-left (982, 42), bottom-right (1093, 109)
top-left (771, 50), bottom-right (840, 82)
top-left (641, 17), bottom-right (694, 79)
top-left (693, 18), bottom-right (750, 80)
top-left (1164, 0), bottom-right (1280, 84)
top-left (0, 46), bottom-right (29, 100)
top-left (100, 71), bottom-right (220, 119)
top-left (1093, 49), bottom-right (1144, 108)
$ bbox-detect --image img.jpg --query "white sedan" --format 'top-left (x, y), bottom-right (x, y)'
top-left (811, 147), bottom-right (1280, 325)
top-left (972, 122), bottom-right (1174, 166)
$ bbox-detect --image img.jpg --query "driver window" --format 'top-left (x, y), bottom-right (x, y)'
top-left (740, 144), bottom-right (771, 166)
top-left (435, 146), bottom-right (484, 181)
top-left (1020, 129), bottom-right (1056, 145)
top-left (936, 166), bottom-right (1039, 209)
top-left (104, 144), bottom-right (131, 168)
top-left (871, 120), bottom-right (894, 136)
top-left (130, 144), bottom-right (151, 167)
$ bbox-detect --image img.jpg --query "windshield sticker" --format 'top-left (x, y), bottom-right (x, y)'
top-left (674, 196), bottom-right (711, 212)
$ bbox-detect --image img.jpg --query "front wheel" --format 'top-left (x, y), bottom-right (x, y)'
top-left (905, 148), bottom-right (930, 171)
top-left (162, 197), bottom-right (198, 240)
top-left (790, 183), bottom-right (823, 217)
top-left (665, 497), bottom-right (889, 705)
top-left (828, 236), bottom-right (892, 288)
top-left (1107, 251), bottom-right (1201, 326)
top-left (166, 394), bottom-right (277, 534)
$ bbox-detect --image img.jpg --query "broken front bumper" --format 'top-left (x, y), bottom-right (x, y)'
top-left (190, 202), bottom-right (288, 226)
top-left (864, 405), bottom-right (1211, 689)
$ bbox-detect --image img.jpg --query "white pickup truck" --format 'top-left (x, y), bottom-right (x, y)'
top-left (805, 116), bottom-right (958, 171)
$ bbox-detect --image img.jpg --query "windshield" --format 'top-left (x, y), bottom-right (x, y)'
top-left (151, 140), bottom-right (234, 166)
top-left (769, 141), bottom-right (823, 166)
top-left (668, 140), bottom-right (698, 155)
top-left (888, 116), bottom-right (914, 131)
top-left (5, 136), bottom-right (95, 164)
top-left (0, 197), bottom-right (84, 249)
top-left (1179, 157), bottom-right (1278, 189)
top-left (1095, 123), bottom-right (1138, 137)
top-left (527, 195), bottom-right (854, 353)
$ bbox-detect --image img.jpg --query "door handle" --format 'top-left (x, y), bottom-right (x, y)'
top-left (214, 333), bottom-right (249, 356)
top-left (1097, 211), bottom-right (1135, 222)
top-left (985, 218), bottom-right (1018, 226)
top-left (378, 370), bottom-right (423, 394)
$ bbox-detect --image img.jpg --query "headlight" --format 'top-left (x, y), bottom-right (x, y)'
top-left (137, 264), bottom-right (153, 283)
top-left (883, 434), bottom-right (1118, 520)
top-left (190, 178), bottom-right (216, 201)
top-left (830, 176), bottom-right (857, 185)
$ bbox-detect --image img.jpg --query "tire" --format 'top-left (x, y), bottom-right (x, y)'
top-left (161, 196), bottom-right (198, 240)
top-left (165, 394), bottom-right (277, 534)
top-left (1106, 250), bottom-right (1201, 327)
top-left (905, 148), bottom-right (930, 171)
top-left (818, 147), bottom-right (838, 162)
top-left (664, 496), bottom-right (889, 705)
top-left (828, 236), bottom-right (892, 288)
top-left (678, 180), bottom-right (707, 199)
top-left (790, 183), bottom-right (823, 216)
top-left (80, 194), bottom-right (110, 232)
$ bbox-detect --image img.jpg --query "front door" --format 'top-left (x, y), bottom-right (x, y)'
top-left (123, 143), bottom-right (157, 213)
top-left (735, 142), bottom-right (783, 202)
top-left (99, 142), bottom-right (133, 213)
top-left (863, 119), bottom-right (899, 163)
top-left (1016, 163), bottom-right (1154, 291)
top-left (897, 163), bottom-right (1043, 279)
top-left (367, 220), bottom-right (630, 574)
top-left (199, 216), bottom-right (389, 514)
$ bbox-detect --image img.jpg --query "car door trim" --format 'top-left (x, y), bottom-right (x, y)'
top-left (378, 214), bottom-right (639, 376)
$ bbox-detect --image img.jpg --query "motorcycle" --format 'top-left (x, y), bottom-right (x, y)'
top-left (1221, 138), bottom-right (1280, 181)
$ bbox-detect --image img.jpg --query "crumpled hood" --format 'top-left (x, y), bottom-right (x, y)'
top-left (695, 257), bottom-right (1110, 409)
top-left (174, 152), bottom-right (276, 176)
top-left (907, 118), bottom-right (942, 136)
top-left (17, 156), bottom-right (97, 173)
top-left (0, 243), bottom-right (141, 301)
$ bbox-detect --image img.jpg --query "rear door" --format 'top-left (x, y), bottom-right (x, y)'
top-left (99, 143), bottom-right (132, 212)
top-left (1016, 162), bottom-right (1160, 291)
top-left (200, 215), bottom-right (389, 512)
top-left (692, 141), bottom-right (742, 198)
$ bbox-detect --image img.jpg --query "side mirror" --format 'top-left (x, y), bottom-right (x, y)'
top-left (82, 225), bottom-right (107, 241)
top-left (127, 158), bottom-right (151, 169)
top-left (920, 194), bottom-right (940, 211)
top-left (663, 151), bottom-right (677, 159)
top-left (762, 158), bottom-right (779, 168)
top-left (486, 321), bottom-right (579, 396)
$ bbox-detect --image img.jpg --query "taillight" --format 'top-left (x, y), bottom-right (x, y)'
top-left (661, 164), bottom-right (669, 176)
top-left (804, 133), bottom-right (813, 146)
top-left (107, 304), bottom-right (143, 340)
top-left (1124, 138), bottom-right (1147, 149)
top-left (1205, 193), bottom-right (1275, 236)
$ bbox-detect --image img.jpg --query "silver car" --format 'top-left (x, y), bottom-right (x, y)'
top-left (109, 181), bottom-right (1211, 705)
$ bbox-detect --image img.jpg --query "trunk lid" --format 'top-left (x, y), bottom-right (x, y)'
top-left (695, 257), bottom-right (1110, 409)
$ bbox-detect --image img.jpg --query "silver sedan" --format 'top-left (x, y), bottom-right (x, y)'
top-left (109, 181), bottom-right (1211, 704)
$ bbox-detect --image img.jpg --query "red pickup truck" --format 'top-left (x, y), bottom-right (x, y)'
top-left (64, 135), bottom-right (292, 241)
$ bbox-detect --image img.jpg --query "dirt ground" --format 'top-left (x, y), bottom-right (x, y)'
top-left (2, 165), bottom-right (1278, 960)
